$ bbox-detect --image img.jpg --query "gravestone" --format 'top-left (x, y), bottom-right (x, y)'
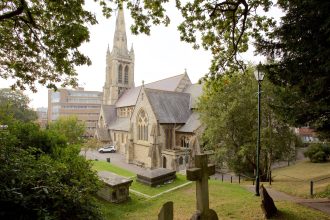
top-left (97, 171), bottom-right (133, 203)
top-left (260, 184), bottom-right (277, 219)
top-left (158, 201), bottom-right (173, 220)
top-left (187, 154), bottom-right (218, 220)
top-left (137, 168), bottom-right (176, 187)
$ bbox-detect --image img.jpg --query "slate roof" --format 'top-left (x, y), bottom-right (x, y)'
top-left (145, 88), bottom-right (191, 124)
top-left (96, 128), bottom-right (111, 141)
top-left (115, 74), bottom-right (185, 108)
top-left (108, 117), bottom-right (130, 131)
top-left (116, 86), bottom-right (141, 107)
top-left (144, 74), bottom-right (185, 91)
top-left (177, 112), bottom-right (201, 133)
top-left (183, 83), bottom-right (203, 109)
top-left (101, 104), bottom-right (116, 125)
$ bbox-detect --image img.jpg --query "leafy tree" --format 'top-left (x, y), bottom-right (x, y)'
top-left (0, 0), bottom-right (97, 91)
top-left (82, 137), bottom-right (103, 158)
top-left (48, 116), bottom-right (85, 145)
top-left (7, 120), bottom-right (67, 154)
top-left (304, 143), bottom-right (330, 163)
top-left (0, 88), bottom-right (37, 123)
top-left (0, 119), bottom-right (101, 219)
top-left (0, 0), bottom-right (279, 90)
top-left (198, 68), bottom-right (300, 179)
top-left (256, 0), bottom-right (330, 138)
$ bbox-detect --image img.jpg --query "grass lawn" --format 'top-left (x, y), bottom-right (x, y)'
top-left (271, 160), bottom-right (330, 198)
top-left (96, 180), bottom-right (330, 220)
top-left (92, 160), bottom-right (189, 196)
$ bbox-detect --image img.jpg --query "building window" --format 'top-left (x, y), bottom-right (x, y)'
top-left (179, 157), bottom-right (183, 165)
top-left (114, 132), bottom-right (116, 141)
top-left (124, 66), bottom-right (129, 84)
top-left (165, 127), bottom-right (173, 149)
top-left (118, 64), bottom-right (123, 83)
top-left (137, 109), bottom-right (148, 141)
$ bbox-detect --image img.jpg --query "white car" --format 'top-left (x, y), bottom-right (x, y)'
top-left (98, 145), bottom-right (116, 153)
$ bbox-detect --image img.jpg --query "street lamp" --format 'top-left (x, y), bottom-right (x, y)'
top-left (254, 62), bottom-right (265, 196)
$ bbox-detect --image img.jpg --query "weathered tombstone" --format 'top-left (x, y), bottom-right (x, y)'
top-left (97, 171), bottom-right (133, 203)
top-left (186, 154), bottom-right (219, 220)
top-left (260, 184), bottom-right (277, 219)
top-left (158, 201), bottom-right (173, 220)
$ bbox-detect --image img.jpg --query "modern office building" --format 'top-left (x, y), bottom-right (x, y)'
top-left (36, 107), bottom-right (48, 128)
top-left (48, 87), bottom-right (102, 137)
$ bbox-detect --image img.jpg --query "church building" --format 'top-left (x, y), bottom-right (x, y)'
top-left (95, 9), bottom-right (203, 171)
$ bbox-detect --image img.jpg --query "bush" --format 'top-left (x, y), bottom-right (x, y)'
top-left (304, 143), bottom-right (330, 162)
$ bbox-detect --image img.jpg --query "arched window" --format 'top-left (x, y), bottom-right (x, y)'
top-left (124, 66), bottom-right (129, 84)
top-left (137, 109), bottom-right (148, 141)
top-left (118, 64), bottom-right (123, 83)
top-left (179, 156), bottom-right (184, 165)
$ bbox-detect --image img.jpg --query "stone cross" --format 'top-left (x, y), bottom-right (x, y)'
top-left (187, 154), bottom-right (218, 220)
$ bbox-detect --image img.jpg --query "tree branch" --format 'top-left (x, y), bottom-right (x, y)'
top-left (0, 5), bottom-right (24, 21)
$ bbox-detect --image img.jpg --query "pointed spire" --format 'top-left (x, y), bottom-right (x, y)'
top-left (113, 8), bottom-right (128, 55)
top-left (107, 44), bottom-right (110, 54)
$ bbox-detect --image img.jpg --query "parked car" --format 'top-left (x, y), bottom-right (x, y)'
top-left (98, 145), bottom-right (116, 153)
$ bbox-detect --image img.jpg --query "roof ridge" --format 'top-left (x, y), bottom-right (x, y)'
top-left (144, 73), bottom-right (184, 85)
top-left (144, 87), bottom-right (190, 95)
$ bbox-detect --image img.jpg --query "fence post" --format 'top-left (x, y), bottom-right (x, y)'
top-left (239, 174), bottom-right (241, 184)
top-left (222, 173), bottom-right (223, 182)
top-left (310, 181), bottom-right (314, 197)
top-left (230, 176), bottom-right (232, 183)
top-left (269, 171), bottom-right (272, 185)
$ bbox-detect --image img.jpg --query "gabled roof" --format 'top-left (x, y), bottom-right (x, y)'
top-left (177, 112), bottom-right (201, 133)
top-left (115, 74), bottom-right (188, 108)
top-left (108, 117), bottom-right (130, 131)
top-left (145, 88), bottom-right (191, 124)
top-left (116, 86), bottom-right (141, 107)
top-left (95, 128), bottom-right (111, 141)
top-left (183, 83), bottom-right (203, 109)
top-left (144, 74), bottom-right (185, 91)
top-left (101, 104), bottom-right (116, 125)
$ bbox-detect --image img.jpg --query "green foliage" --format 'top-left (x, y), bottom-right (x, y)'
top-left (304, 143), bottom-right (330, 163)
top-left (5, 120), bottom-right (66, 154)
top-left (0, 0), bottom-right (98, 91)
top-left (0, 121), bottom-right (101, 219)
top-left (256, 0), bottom-right (330, 137)
top-left (0, 88), bottom-right (37, 123)
top-left (198, 68), bottom-right (300, 178)
top-left (48, 116), bottom-right (85, 145)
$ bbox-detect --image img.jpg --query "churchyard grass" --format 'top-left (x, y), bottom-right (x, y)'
top-left (92, 160), bottom-right (189, 196)
top-left (92, 160), bottom-right (135, 177)
top-left (271, 160), bottom-right (330, 198)
top-left (96, 180), bottom-right (330, 220)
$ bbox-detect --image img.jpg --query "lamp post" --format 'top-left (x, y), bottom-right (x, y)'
top-left (254, 62), bottom-right (265, 196)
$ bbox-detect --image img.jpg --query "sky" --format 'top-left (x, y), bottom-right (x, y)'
top-left (0, 2), bottom-right (281, 109)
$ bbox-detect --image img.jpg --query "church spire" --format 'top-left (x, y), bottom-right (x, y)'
top-left (112, 8), bottom-right (128, 55)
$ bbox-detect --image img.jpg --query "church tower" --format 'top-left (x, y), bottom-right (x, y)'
top-left (103, 8), bottom-right (135, 105)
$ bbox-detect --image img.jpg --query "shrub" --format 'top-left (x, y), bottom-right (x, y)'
top-left (304, 143), bottom-right (330, 162)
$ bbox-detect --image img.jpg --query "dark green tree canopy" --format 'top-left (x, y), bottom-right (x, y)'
top-left (256, 0), bottom-right (330, 137)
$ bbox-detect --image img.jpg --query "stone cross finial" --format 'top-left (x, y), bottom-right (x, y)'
top-left (187, 154), bottom-right (218, 220)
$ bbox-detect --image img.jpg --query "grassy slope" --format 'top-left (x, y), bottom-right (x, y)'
top-left (272, 160), bottom-right (330, 198)
top-left (97, 180), bottom-right (330, 220)
top-left (92, 160), bottom-right (189, 196)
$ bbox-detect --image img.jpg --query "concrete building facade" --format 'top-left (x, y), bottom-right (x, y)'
top-left (48, 87), bottom-right (102, 137)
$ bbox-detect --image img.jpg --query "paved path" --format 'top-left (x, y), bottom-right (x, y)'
top-left (84, 150), bottom-right (148, 174)
top-left (244, 185), bottom-right (330, 216)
